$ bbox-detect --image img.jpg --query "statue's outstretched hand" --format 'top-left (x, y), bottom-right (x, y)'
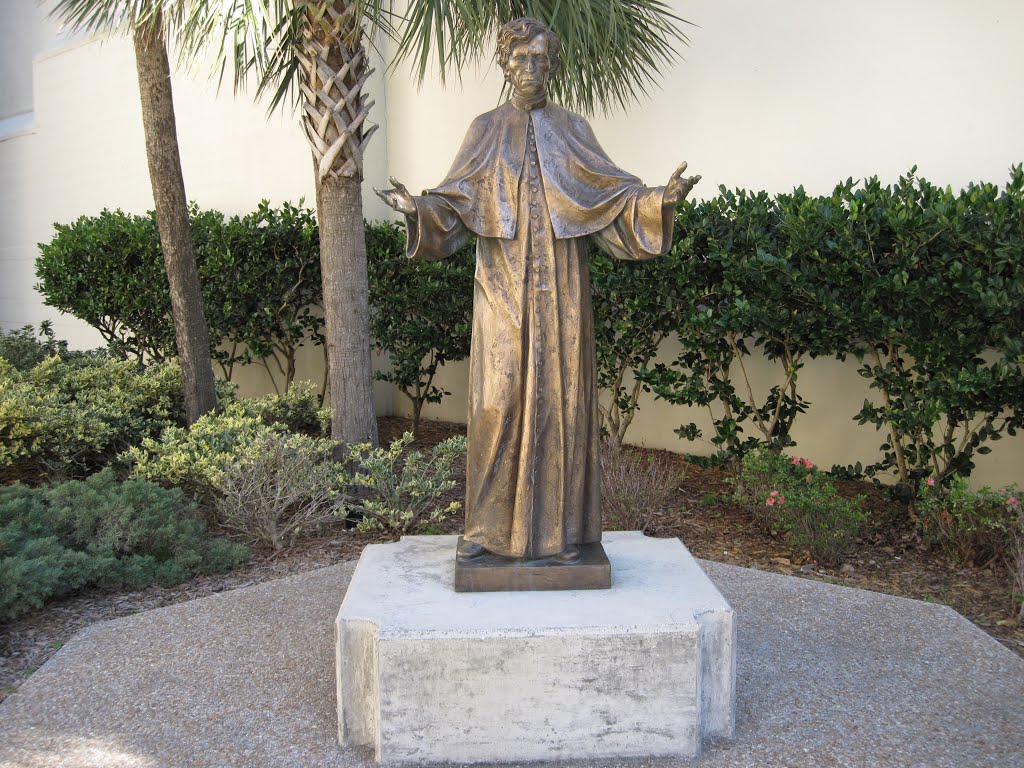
top-left (374, 177), bottom-right (417, 217)
top-left (663, 161), bottom-right (701, 207)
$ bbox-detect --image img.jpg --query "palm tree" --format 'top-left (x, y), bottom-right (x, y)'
top-left (183, 0), bottom-right (691, 447)
top-left (50, 0), bottom-right (218, 425)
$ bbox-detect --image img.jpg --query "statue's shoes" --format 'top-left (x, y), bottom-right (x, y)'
top-left (456, 539), bottom-right (488, 561)
top-left (553, 545), bottom-right (581, 564)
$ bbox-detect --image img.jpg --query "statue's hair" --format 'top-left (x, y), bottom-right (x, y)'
top-left (495, 17), bottom-right (561, 78)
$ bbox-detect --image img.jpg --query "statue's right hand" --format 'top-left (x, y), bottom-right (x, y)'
top-left (374, 176), bottom-right (417, 217)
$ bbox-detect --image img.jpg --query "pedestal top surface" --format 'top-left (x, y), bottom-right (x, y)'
top-left (338, 532), bottom-right (732, 636)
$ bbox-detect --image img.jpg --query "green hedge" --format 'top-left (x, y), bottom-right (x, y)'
top-left (32, 168), bottom-right (1024, 483)
top-left (365, 222), bottom-right (474, 435)
top-left (602, 166), bottom-right (1024, 482)
top-left (35, 202), bottom-right (324, 393)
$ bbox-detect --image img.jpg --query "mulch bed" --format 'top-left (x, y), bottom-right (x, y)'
top-left (2, 416), bottom-right (1020, 703)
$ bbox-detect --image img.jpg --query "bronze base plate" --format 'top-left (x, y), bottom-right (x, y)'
top-left (453, 537), bottom-right (612, 592)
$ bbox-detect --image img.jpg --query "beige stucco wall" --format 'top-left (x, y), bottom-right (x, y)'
top-left (2, 0), bottom-right (1022, 484)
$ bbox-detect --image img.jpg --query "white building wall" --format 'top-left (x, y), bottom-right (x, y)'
top-left (1, 0), bottom-right (1022, 484)
top-left (0, 25), bottom-right (395, 407)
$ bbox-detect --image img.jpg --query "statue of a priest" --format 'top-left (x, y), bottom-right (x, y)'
top-left (376, 17), bottom-right (700, 565)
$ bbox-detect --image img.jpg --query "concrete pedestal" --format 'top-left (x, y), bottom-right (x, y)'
top-left (336, 532), bottom-right (735, 764)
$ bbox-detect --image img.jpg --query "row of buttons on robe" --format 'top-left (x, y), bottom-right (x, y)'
top-left (526, 121), bottom-right (550, 293)
top-left (528, 122), bottom-right (540, 221)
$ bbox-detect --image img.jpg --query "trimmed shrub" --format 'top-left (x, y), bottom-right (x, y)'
top-left (0, 469), bottom-right (249, 620)
top-left (213, 432), bottom-right (349, 550)
top-left (35, 203), bottom-right (326, 389)
top-left (845, 169), bottom-right (1024, 484)
top-left (629, 168), bottom-right (1024, 478)
top-left (0, 356), bottom-right (216, 480)
top-left (590, 244), bottom-right (685, 450)
top-left (204, 202), bottom-right (325, 390)
top-left (350, 433), bottom-right (465, 534)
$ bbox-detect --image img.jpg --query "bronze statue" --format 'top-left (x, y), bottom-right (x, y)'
top-left (377, 17), bottom-right (700, 568)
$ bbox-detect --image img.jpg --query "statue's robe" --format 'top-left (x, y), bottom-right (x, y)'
top-left (407, 99), bottom-right (674, 559)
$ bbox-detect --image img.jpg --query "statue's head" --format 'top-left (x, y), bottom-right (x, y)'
top-left (496, 17), bottom-right (561, 100)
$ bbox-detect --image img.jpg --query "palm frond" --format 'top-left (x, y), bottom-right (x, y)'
top-left (49, 0), bottom-right (174, 36)
top-left (175, 0), bottom-right (400, 115)
top-left (392, 0), bottom-right (693, 116)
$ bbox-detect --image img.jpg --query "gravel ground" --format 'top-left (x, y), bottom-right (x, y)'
top-left (1, 553), bottom-right (1022, 768)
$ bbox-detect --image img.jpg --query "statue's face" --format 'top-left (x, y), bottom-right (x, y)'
top-left (505, 34), bottom-right (551, 99)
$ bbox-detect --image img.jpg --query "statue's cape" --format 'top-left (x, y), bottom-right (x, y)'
top-left (424, 100), bottom-right (645, 240)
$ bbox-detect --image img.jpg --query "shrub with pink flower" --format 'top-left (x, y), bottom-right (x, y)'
top-left (736, 446), bottom-right (866, 566)
top-left (917, 476), bottom-right (1022, 580)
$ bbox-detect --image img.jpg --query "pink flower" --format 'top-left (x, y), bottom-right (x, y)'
top-left (1009, 497), bottom-right (1020, 511)
top-left (926, 477), bottom-right (935, 487)
top-left (802, 459), bottom-right (814, 469)
top-left (779, 495), bottom-right (786, 504)
top-left (791, 457), bottom-right (800, 466)
top-left (766, 497), bottom-right (775, 507)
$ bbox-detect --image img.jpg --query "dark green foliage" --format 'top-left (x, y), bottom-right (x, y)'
top-left (0, 469), bottom-right (249, 620)
top-left (0, 321), bottom-right (82, 371)
top-left (843, 168), bottom-right (1024, 484)
top-left (35, 202), bottom-right (326, 390)
top-left (36, 209), bottom-right (177, 364)
top-left (589, 242), bottom-right (687, 448)
top-left (627, 168), bottom-right (1024, 477)
top-left (204, 201), bottom-right (325, 391)
top-left (365, 222), bottom-right (474, 435)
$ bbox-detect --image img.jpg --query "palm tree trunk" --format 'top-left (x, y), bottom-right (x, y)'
top-left (300, 1), bottom-right (379, 447)
top-left (133, 21), bottom-right (217, 424)
top-left (317, 173), bottom-right (378, 446)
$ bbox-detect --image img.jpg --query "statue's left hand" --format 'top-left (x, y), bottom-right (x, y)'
top-left (663, 161), bottom-right (701, 206)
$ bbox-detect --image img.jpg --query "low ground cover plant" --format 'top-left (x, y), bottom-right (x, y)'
top-left (127, 402), bottom-right (466, 543)
top-left (213, 431), bottom-right (348, 550)
top-left (917, 476), bottom-right (1020, 567)
top-left (0, 469), bottom-right (249, 620)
